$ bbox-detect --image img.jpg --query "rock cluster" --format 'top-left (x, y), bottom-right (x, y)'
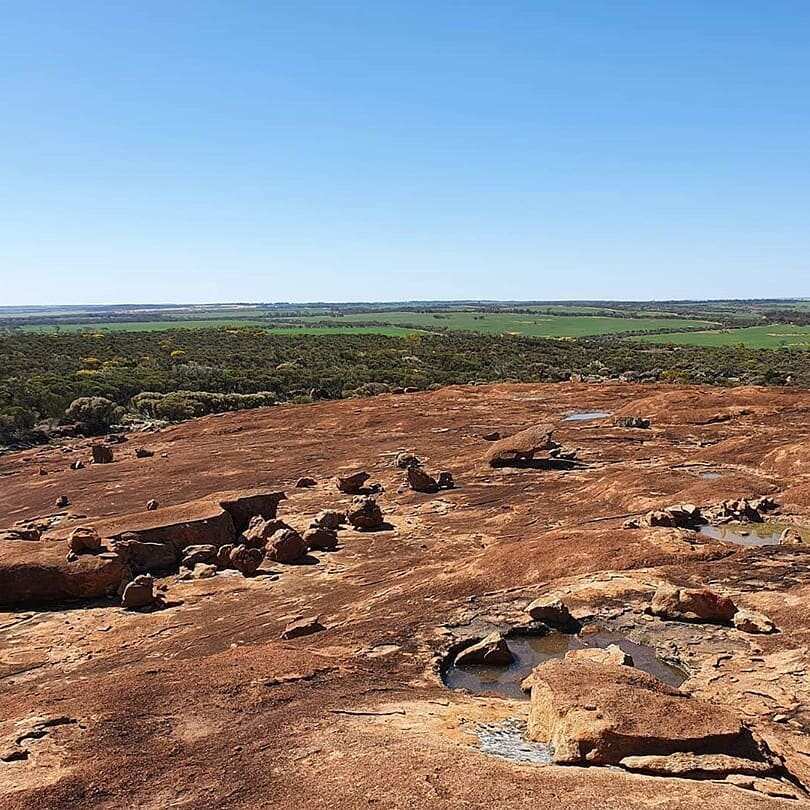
top-left (613, 416), bottom-right (651, 429)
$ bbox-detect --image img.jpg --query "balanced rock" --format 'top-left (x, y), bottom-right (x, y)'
top-left (121, 575), bottom-right (155, 609)
top-left (649, 583), bottom-right (736, 624)
top-left (406, 467), bottom-right (438, 493)
top-left (91, 444), bottom-right (114, 464)
top-left (303, 527), bottom-right (338, 552)
top-left (229, 544), bottom-right (265, 575)
top-left (454, 632), bottom-right (514, 667)
top-left (281, 615), bottom-right (325, 640)
top-left (336, 471), bottom-right (369, 494)
top-left (346, 497), bottom-right (385, 530)
top-left (68, 526), bottom-right (102, 555)
top-left (485, 424), bottom-right (557, 467)
top-left (266, 528), bottom-right (306, 563)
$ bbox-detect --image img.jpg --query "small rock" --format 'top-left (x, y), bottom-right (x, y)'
top-left (121, 574), bottom-right (155, 609)
top-left (303, 527), bottom-right (338, 551)
top-left (482, 431), bottom-right (501, 441)
top-left (91, 444), bottom-right (114, 464)
top-left (437, 471), bottom-right (455, 489)
top-left (454, 632), bottom-right (514, 666)
top-left (134, 448), bottom-right (154, 458)
top-left (281, 616), bottom-right (325, 640)
top-left (68, 526), bottom-right (102, 555)
top-left (70, 459), bottom-right (85, 471)
top-left (395, 452), bottom-right (421, 469)
top-left (55, 496), bottom-right (70, 508)
top-left (565, 644), bottom-right (633, 667)
top-left (336, 471), bottom-right (370, 494)
top-left (146, 499), bottom-right (158, 511)
top-left (346, 496), bottom-right (385, 530)
top-left (266, 528), bottom-right (307, 563)
top-left (229, 544), bottom-right (265, 575)
top-left (311, 510), bottom-right (343, 531)
top-left (733, 608), bottom-right (776, 634)
top-left (295, 477), bottom-right (317, 488)
top-left (406, 466), bottom-right (438, 493)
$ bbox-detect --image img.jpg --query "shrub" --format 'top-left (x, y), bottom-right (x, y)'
top-left (64, 396), bottom-right (123, 434)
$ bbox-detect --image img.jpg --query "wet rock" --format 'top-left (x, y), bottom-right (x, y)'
top-left (620, 752), bottom-right (771, 776)
top-left (266, 528), bottom-right (307, 563)
top-left (303, 527), bottom-right (338, 552)
top-left (526, 659), bottom-right (748, 765)
top-left (134, 447), bottom-right (154, 458)
top-left (526, 595), bottom-right (574, 626)
top-left (229, 544), bottom-right (265, 575)
top-left (779, 527), bottom-right (804, 545)
top-left (55, 495), bottom-right (70, 509)
top-left (733, 608), bottom-right (776, 634)
top-left (454, 632), bottom-right (514, 667)
top-left (91, 444), bottom-right (114, 464)
top-left (311, 510), bottom-right (343, 531)
top-left (406, 466), bottom-right (439, 493)
top-left (121, 574), bottom-right (156, 609)
top-left (566, 644), bottom-right (633, 667)
top-left (649, 583), bottom-right (737, 624)
top-left (68, 526), bottom-right (102, 555)
top-left (437, 471), bottom-right (455, 489)
top-left (336, 471), bottom-right (370, 494)
top-left (181, 544), bottom-right (217, 567)
top-left (705, 498), bottom-right (773, 524)
top-left (485, 424), bottom-right (557, 467)
top-left (146, 499), bottom-right (158, 511)
top-left (614, 416), bottom-right (651, 429)
top-left (216, 543), bottom-right (235, 569)
top-left (346, 496), bottom-right (385, 530)
top-left (395, 452), bottom-right (421, 469)
top-left (281, 615), bottom-right (325, 640)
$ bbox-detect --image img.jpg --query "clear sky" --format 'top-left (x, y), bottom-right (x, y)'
top-left (1, 1), bottom-right (809, 305)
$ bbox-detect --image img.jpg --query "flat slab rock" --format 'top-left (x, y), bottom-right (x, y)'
top-left (620, 753), bottom-right (773, 777)
top-left (526, 659), bottom-right (753, 766)
top-left (484, 423), bottom-right (556, 467)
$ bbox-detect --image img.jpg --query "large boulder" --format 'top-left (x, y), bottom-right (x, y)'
top-left (346, 497), bottom-right (385, 530)
top-left (265, 528), bottom-right (307, 563)
top-left (121, 574), bottom-right (156, 609)
top-left (67, 526), bottom-right (102, 555)
top-left (229, 544), bottom-right (265, 575)
top-left (406, 467), bottom-right (438, 493)
top-left (526, 659), bottom-right (751, 765)
top-left (484, 424), bottom-right (557, 467)
top-left (454, 632), bottom-right (514, 667)
top-left (649, 583), bottom-right (737, 624)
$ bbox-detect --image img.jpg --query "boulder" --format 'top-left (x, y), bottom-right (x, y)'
top-left (181, 544), bottom-right (217, 568)
top-left (526, 659), bottom-right (749, 765)
top-left (454, 632), bottom-right (514, 667)
top-left (242, 516), bottom-right (285, 549)
top-left (295, 477), bottom-right (317, 488)
top-left (645, 504), bottom-right (703, 529)
top-left (215, 543), bottom-right (235, 570)
top-left (484, 424), bottom-right (557, 467)
top-left (336, 471), bottom-right (370, 494)
top-left (121, 575), bottom-right (155, 609)
top-left (265, 528), bottom-right (307, 563)
top-left (303, 527), bottom-right (338, 552)
top-left (113, 534), bottom-right (177, 573)
top-left (281, 616), bottom-right (325, 640)
top-left (216, 489), bottom-right (287, 533)
top-left (649, 583), bottom-right (737, 624)
top-left (312, 510), bottom-right (343, 531)
top-left (395, 452), bottom-right (421, 469)
top-left (566, 645), bottom-right (633, 667)
top-left (346, 497), bottom-right (385, 530)
top-left (437, 471), bottom-right (455, 489)
top-left (526, 595), bottom-right (574, 626)
top-left (91, 444), bottom-right (114, 464)
top-left (406, 467), bottom-right (439, 493)
top-left (134, 448), bottom-right (154, 458)
top-left (733, 608), bottom-right (776, 634)
top-left (179, 563), bottom-right (217, 580)
top-left (229, 544), bottom-right (265, 576)
top-left (779, 527), bottom-right (805, 546)
top-left (68, 526), bottom-right (102, 555)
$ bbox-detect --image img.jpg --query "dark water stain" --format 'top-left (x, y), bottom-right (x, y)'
top-left (698, 522), bottom-right (803, 547)
top-left (445, 632), bottom-right (686, 699)
top-left (563, 410), bottom-right (612, 422)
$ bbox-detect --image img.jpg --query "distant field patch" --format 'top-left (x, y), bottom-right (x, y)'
top-left (636, 325), bottom-right (810, 349)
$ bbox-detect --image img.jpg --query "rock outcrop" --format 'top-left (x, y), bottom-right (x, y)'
top-left (265, 528), bottom-right (306, 563)
top-left (649, 584), bottom-right (737, 624)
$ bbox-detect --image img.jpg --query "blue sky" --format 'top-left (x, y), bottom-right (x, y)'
top-left (1, 1), bottom-right (809, 304)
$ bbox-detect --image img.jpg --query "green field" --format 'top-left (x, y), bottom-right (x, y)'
top-left (637, 325), bottom-right (810, 349)
top-left (292, 311), bottom-right (719, 338)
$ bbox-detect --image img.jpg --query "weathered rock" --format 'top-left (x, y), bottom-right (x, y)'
top-left (55, 495), bottom-right (70, 509)
top-left (779, 527), bottom-right (805, 545)
top-left (281, 616), bottom-right (325, 640)
top-left (526, 659), bottom-right (748, 765)
top-left (346, 496), bottom-right (385, 530)
top-left (645, 504), bottom-right (703, 529)
top-left (312, 510), bottom-right (343, 531)
top-left (454, 632), bottom-right (514, 667)
top-left (406, 466), bottom-right (438, 493)
top-left (179, 563), bottom-right (217, 580)
top-left (121, 574), bottom-right (155, 609)
top-left (295, 476), bottom-right (317, 488)
top-left (266, 528), bottom-right (307, 563)
top-left (649, 583), bottom-right (737, 624)
top-left (68, 526), bottom-right (102, 555)
top-left (485, 424), bottom-right (557, 467)
top-left (242, 516), bottom-right (284, 549)
top-left (216, 489), bottom-right (287, 533)
top-left (620, 752), bottom-right (771, 776)
top-left (614, 416), bottom-right (651, 429)
top-left (113, 534), bottom-right (177, 573)
top-left (725, 775), bottom-right (806, 800)
top-left (336, 471), bottom-right (370, 494)
top-left (91, 444), bottom-right (114, 464)
top-left (181, 544), bottom-right (217, 568)
top-left (2, 527), bottom-right (41, 541)
top-left (134, 447), bottom-right (154, 458)
top-left (70, 459), bottom-right (85, 470)
top-left (566, 645), bottom-right (633, 667)
top-left (215, 543), bottom-right (235, 569)
top-left (229, 544), bottom-right (265, 575)
top-left (733, 608), bottom-right (776, 634)
top-left (526, 595), bottom-right (574, 626)
top-left (436, 471), bottom-right (455, 489)
top-left (303, 527), bottom-right (338, 552)
top-left (395, 452), bottom-right (421, 469)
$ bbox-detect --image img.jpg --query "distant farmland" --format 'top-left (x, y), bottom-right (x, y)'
top-left (636, 325), bottom-right (810, 349)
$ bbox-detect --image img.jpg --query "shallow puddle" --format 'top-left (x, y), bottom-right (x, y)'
top-left (474, 718), bottom-right (552, 765)
top-left (563, 410), bottom-right (611, 422)
top-left (699, 471), bottom-right (723, 480)
top-left (698, 522), bottom-right (803, 547)
top-left (445, 632), bottom-right (686, 699)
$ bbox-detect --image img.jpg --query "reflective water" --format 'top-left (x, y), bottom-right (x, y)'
top-left (474, 718), bottom-right (552, 764)
top-left (563, 410), bottom-right (612, 422)
top-left (698, 522), bottom-right (803, 547)
top-left (445, 632), bottom-right (686, 699)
